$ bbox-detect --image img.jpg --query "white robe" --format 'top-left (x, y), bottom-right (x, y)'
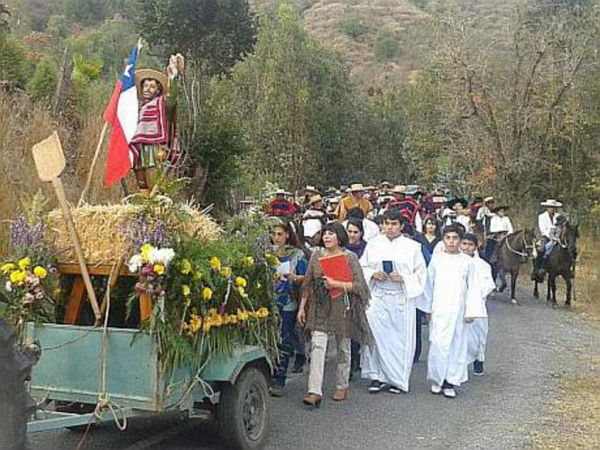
top-left (466, 255), bottom-right (496, 363)
top-left (422, 251), bottom-right (486, 387)
top-left (360, 234), bottom-right (427, 391)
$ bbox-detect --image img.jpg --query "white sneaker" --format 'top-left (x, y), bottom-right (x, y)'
top-left (442, 388), bottom-right (456, 398)
top-left (431, 384), bottom-right (442, 395)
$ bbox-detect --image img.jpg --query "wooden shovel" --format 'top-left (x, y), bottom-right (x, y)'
top-left (32, 132), bottom-right (102, 323)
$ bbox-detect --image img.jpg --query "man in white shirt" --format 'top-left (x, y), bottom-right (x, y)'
top-left (533, 199), bottom-right (564, 280)
top-left (487, 205), bottom-right (513, 281)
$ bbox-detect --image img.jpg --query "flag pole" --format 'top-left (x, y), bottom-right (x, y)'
top-left (77, 122), bottom-right (109, 207)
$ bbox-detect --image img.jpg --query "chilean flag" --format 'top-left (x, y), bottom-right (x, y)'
top-left (104, 41), bottom-right (142, 187)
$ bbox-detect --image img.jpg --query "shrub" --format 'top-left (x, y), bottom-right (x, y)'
top-left (373, 26), bottom-right (399, 61)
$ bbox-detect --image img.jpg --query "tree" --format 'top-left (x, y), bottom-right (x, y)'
top-left (130, 0), bottom-right (257, 76)
top-left (26, 57), bottom-right (58, 101)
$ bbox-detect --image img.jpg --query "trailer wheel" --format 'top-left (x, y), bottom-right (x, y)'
top-left (218, 366), bottom-right (270, 450)
top-left (0, 321), bottom-right (34, 450)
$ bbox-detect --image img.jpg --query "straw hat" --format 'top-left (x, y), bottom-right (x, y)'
top-left (541, 199), bottom-right (563, 208)
top-left (309, 194), bottom-right (323, 205)
top-left (392, 185), bottom-right (407, 194)
top-left (380, 181), bottom-right (391, 187)
top-left (274, 189), bottom-right (289, 196)
top-left (329, 196), bottom-right (340, 204)
top-left (305, 185), bottom-right (318, 193)
top-left (135, 69), bottom-right (169, 98)
top-left (350, 183), bottom-right (365, 192)
top-left (484, 196), bottom-right (495, 204)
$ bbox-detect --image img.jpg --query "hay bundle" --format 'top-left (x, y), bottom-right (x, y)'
top-left (47, 203), bottom-right (222, 264)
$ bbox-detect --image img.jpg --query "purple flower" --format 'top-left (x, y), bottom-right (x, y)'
top-left (217, 305), bottom-right (225, 315)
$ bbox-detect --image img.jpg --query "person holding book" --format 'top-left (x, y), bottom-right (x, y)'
top-left (421, 224), bottom-right (487, 398)
top-left (359, 208), bottom-right (427, 394)
top-left (297, 222), bottom-right (373, 408)
top-left (269, 218), bottom-right (308, 397)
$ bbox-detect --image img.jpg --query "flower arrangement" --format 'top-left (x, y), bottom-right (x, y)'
top-left (1, 212), bottom-right (57, 336)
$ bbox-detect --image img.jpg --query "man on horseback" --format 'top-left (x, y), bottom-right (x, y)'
top-left (533, 199), bottom-right (565, 281)
top-left (485, 205), bottom-right (513, 281)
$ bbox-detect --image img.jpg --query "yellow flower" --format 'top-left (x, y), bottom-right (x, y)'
top-left (18, 257), bottom-right (31, 270)
top-left (10, 270), bottom-right (27, 285)
top-left (202, 321), bottom-right (212, 333)
top-left (202, 287), bottom-right (213, 301)
top-left (212, 314), bottom-right (224, 327)
top-left (220, 266), bottom-right (232, 278)
top-left (180, 259), bottom-right (192, 275)
top-left (229, 314), bottom-right (238, 324)
top-left (237, 308), bottom-right (249, 321)
top-left (182, 285), bottom-right (191, 296)
top-left (257, 307), bottom-right (269, 318)
top-left (1, 262), bottom-right (16, 274)
top-left (235, 277), bottom-right (247, 288)
top-left (222, 314), bottom-right (231, 325)
top-left (153, 264), bottom-right (165, 275)
top-left (248, 310), bottom-right (258, 319)
top-left (140, 243), bottom-right (153, 262)
top-left (189, 314), bottom-right (202, 333)
top-left (237, 286), bottom-right (248, 299)
top-left (33, 266), bottom-right (48, 279)
top-left (193, 271), bottom-right (203, 281)
top-left (264, 253), bottom-right (280, 267)
top-left (241, 256), bottom-right (255, 268)
top-left (209, 256), bottom-right (221, 271)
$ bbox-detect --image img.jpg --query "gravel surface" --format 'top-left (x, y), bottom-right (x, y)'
top-left (28, 287), bottom-right (599, 450)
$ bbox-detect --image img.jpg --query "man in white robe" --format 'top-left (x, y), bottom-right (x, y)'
top-left (421, 224), bottom-right (486, 398)
top-left (461, 234), bottom-right (496, 376)
top-left (360, 209), bottom-right (427, 394)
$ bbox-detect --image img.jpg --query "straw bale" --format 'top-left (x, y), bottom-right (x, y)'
top-left (47, 203), bottom-right (222, 264)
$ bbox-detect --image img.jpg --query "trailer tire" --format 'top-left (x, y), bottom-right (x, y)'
top-left (218, 366), bottom-right (270, 450)
top-left (0, 321), bottom-right (33, 450)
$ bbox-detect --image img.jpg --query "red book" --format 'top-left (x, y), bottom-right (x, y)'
top-left (319, 253), bottom-right (354, 299)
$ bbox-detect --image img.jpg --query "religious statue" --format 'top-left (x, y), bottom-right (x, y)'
top-left (130, 54), bottom-right (184, 193)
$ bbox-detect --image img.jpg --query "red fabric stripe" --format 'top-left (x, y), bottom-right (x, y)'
top-left (105, 118), bottom-right (131, 187)
top-left (104, 80), bottom-right (122, 124)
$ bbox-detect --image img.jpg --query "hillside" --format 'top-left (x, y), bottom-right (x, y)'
top-left (256, 0), bottom-right (517, 89)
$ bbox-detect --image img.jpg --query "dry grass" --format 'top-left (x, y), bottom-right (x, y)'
top-left (47, 203), bottom-right (223, 264)
top-left (528, 235), bottom-right (600, 449)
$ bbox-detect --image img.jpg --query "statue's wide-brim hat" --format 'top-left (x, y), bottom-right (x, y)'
top-left (135, 69), bottom-right (169, 97)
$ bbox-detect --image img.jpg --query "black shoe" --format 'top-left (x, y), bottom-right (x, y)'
top-left (388, 385), bottom-right (404, 394)
top-left (269, 386), bottom-right (284, 397)
top-left (291, 354), bottom-right (306, 374)
top-left (368, 380), bottom-right (387, 393)
top-left (473, 360), bottom-right (485, 376)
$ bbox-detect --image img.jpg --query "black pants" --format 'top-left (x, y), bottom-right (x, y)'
top-left (414, 309), bottom-right (425, 363)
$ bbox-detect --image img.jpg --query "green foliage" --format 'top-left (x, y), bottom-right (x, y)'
top-left (26, 57), bottom-right (57, 101)
top-left (373, 24), bottom-right (399, 61)
top-left (0, 2), bottom-right (10, 34)
top-left (72, 54), bottom-right (102, 80)
top-left (16, 0), bottom-right (61, 31)
top-left (336, 14), bottom-right (371, 39)
top-left (130, 0), bottom-right (257, 76)
top-left (62, 0), bottom-right (109, 26)
top-left (45, 15), bottom-right (69, 44)
top-left (0, 35), bottom-right (27, 85)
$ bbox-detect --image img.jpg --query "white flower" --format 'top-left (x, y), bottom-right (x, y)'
top-left (127, 254), bottom-right (144, 273)
top-left (153, 248), bottom-right (175, 267)
top-left (5, 281), bottom-right (12, 292)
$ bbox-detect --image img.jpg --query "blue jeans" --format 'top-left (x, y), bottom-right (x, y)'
top-left (274, 308), bottom-right (297, 387)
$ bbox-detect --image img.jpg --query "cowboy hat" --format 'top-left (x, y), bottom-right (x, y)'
top-left (392, 185), bottom-right (407, 194)
top-left (447, 197), bottom-right (468, 209)
top-left (380, 181), bottom-right (391, 187)
top-left (309, 194), bottom-right (323, 205)
top-left (305, 185), bottom-right (318, 193)
top-left (541, 199), bottom-right (563, 208)
top-left (274, 189), bottom-right (289, 196)
top-left (484, 196), bottom-right (495, 204)
top-left (491, 205), bottom-right (510, 213)
top-left (328, 196), bottom-right (340, 204)
top-left (349, 183), bottom-right (365, 192)
top-left (365, 185), bottom-right (375, 191)
top-left (135, 69), bottom-right (169, 97)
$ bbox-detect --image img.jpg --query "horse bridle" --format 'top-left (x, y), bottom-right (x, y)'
top-left (505, 231), bottom-right (535, 258)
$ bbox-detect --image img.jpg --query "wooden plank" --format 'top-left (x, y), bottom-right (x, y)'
top-left (58, 263), bottom-right (132, 277)
top-left (139, 293), bottom-right (152, 323)
top-left (63, 277), bottom-right (86, 325)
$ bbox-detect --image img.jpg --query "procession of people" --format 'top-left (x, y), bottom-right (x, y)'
top-left (259, 182), bottom-right (570, 406)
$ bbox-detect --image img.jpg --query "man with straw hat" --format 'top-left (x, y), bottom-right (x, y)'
top-left (130, 56), bottom-right (184, 193)
top-left (533, 199), bottom-right (565, 280)
top-left (269, 189), bottom-right (296, 217)
top-left (335, 183), bottom-right (373, 222)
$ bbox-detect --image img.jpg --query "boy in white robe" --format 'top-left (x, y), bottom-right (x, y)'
top-left (461, 234), bottom-right (496, 376)
top-left (421, 224), bottom-right (486, 398)
top-left (360, 209), bottom-right (427, 394)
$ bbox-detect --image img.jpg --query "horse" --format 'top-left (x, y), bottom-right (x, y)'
top-left (533, 221), bottom-right (579, 308)
top-left (496, 229), bottom-right (537, 304)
